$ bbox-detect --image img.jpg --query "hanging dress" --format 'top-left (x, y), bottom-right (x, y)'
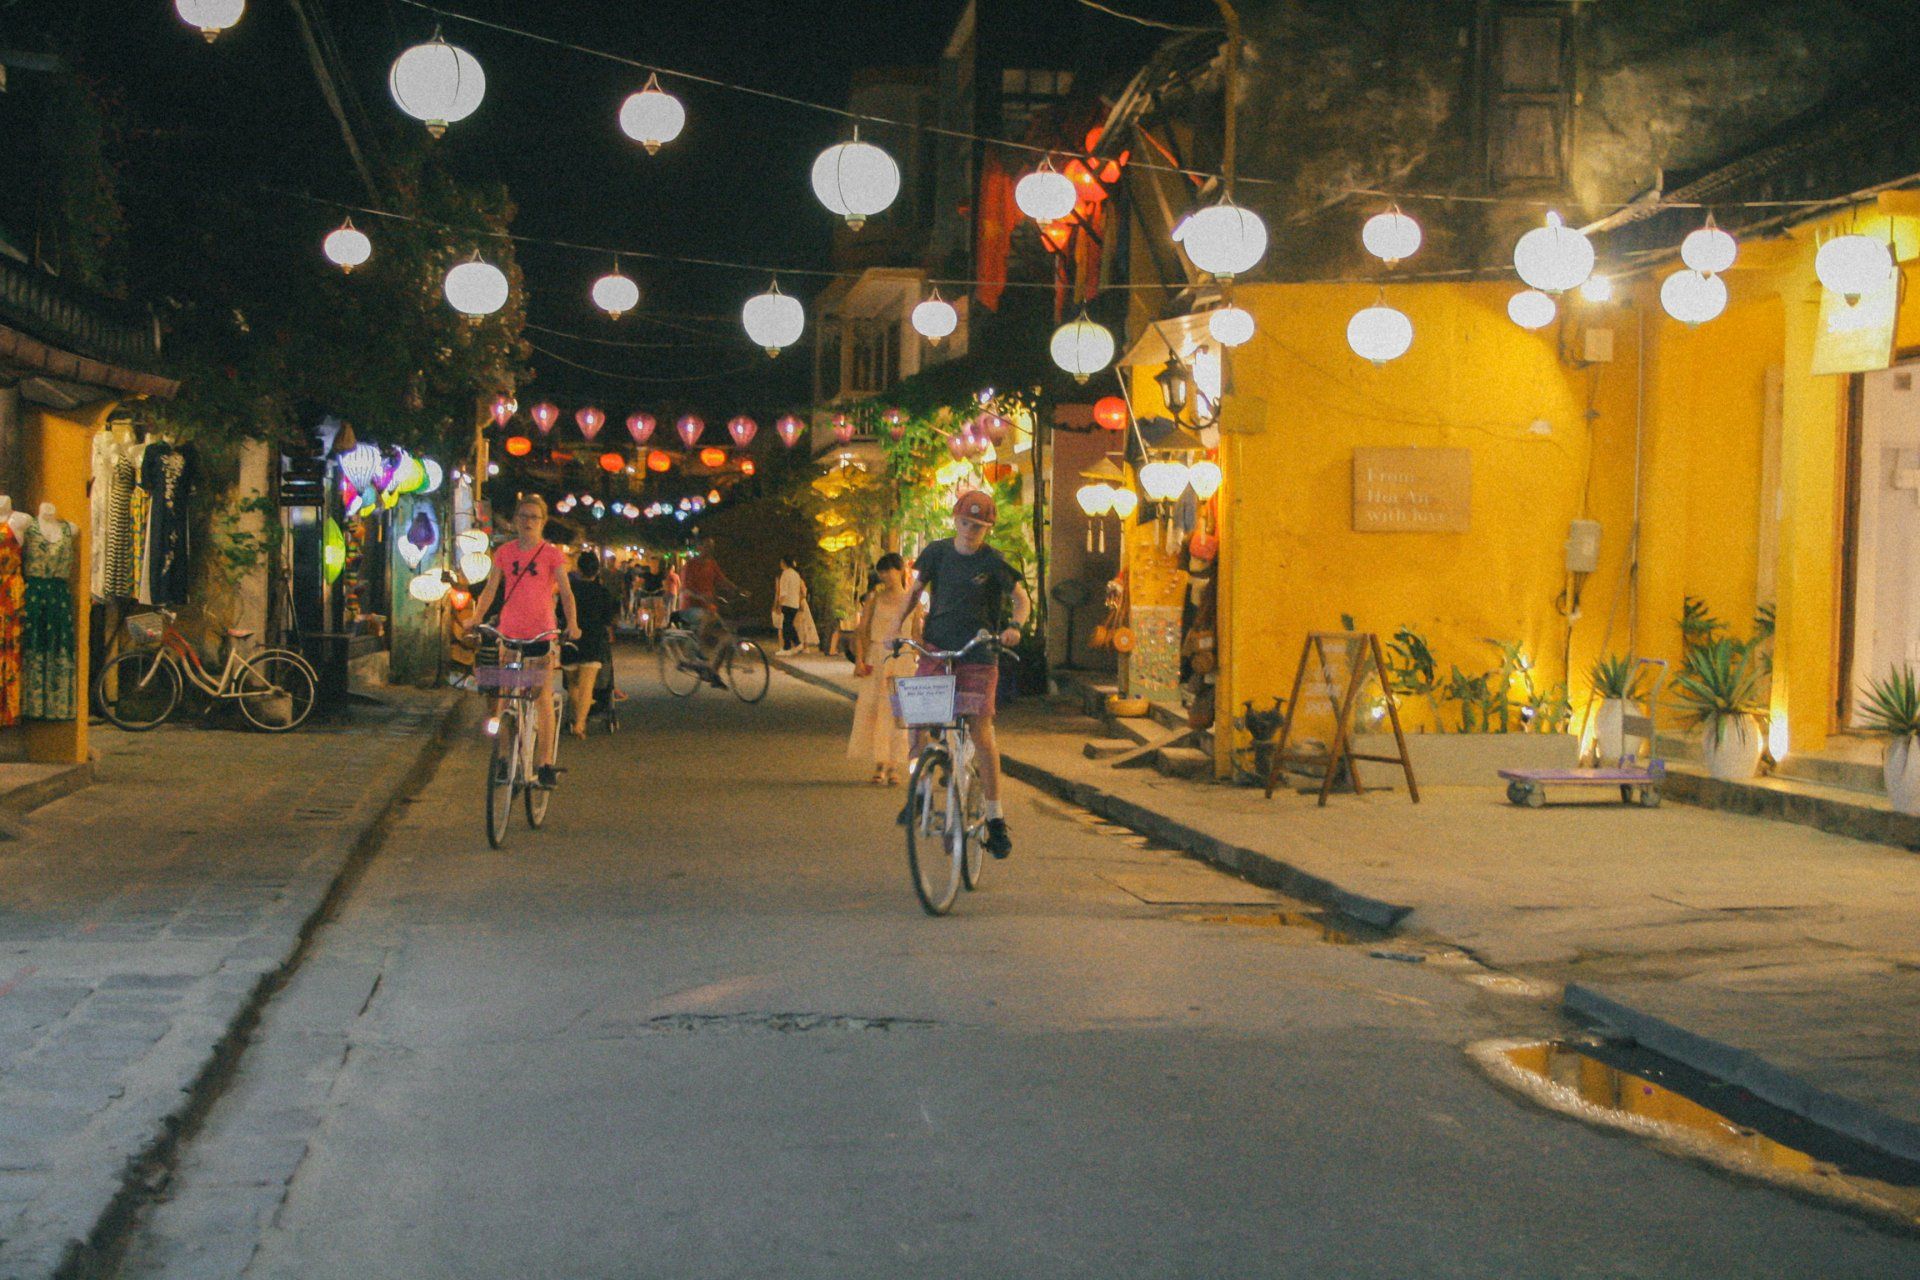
top-left (0, 524), bottom-right (23, 727)
top-left (22, 520), bottom-right (77, 721)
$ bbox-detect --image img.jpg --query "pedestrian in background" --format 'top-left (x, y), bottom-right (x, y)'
top-left (563, 551), bottom-right (617, 738)
top-left (847, 553), bottom-right (916, 784)
top-left (775, 556), bottom-right (808, 655)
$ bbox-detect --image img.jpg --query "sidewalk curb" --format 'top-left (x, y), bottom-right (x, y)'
top-left (53, 693), bottom-right (475, 1280)
top-left (1563, 982), bottom-right (1920, 1167)
top-left (773, 660), bottom-right (1411, 932)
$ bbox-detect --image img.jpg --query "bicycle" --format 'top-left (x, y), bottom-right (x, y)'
top-left (94, 608), bottom-right (319, 733)
top-left (892, 632), bottom-right (1013, 916)
top-left (657, 600), bottom-right (770, 703)
top-left (472, 625), bottom-right (565, 848)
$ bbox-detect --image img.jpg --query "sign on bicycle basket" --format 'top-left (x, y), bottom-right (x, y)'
top-left (892, 674), bottom-right (957, 726)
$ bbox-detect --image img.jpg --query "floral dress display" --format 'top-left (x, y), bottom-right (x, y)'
top-left (22, 520), bottom-right (76, 721)
top-left (0, 525), bottom-right (22, 727)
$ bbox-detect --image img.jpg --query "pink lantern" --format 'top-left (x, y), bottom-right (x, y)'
top-left (978, 412), bottom-right (1010, 443)
top-left (883, 407), bottom-right (907, 440)
top-left (575, 406), bottom-right (605, 441)
top-left (489, 396), bottom-right (517, 427)
top-left (626, 412), bottom-right (656, 444)
top-left (775, 414), bottom-right (804, 448)
top-left (531, 402), bottom-right (560, 435)
top-left (727, 415), bottom-right (758, 448)
top-left (832, 414), bottom-right (856, 445)
top-left (947, 432), bottom-right (969, 460)
top-left (675, 414), bottom-right (705, 449)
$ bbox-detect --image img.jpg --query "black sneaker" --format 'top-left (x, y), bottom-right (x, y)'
top-left (896, 797), bottom-right (914, 826)
top-left (536, 764), bottom-right (559, 789)
top-left (983, 819), bottom-right (1012, 859)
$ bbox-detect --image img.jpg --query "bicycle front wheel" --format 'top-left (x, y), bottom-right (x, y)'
top-left (526, 695), bottom-right (556, 829)
top-left (486, 709), bottom-right (517, 848)
top-left (723, 640), bottom-right (770, 703)
top-left (94, 651), bottom-right (182, 730)
top-left (659, 634), bottom-right (701, 697)
top-left (905, 747), bottom-right (962, 916)
top-left (237, 653), bottom-right (317, 732)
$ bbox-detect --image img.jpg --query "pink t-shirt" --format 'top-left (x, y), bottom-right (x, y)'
top-left (492, 541), bottom-right (564, 640)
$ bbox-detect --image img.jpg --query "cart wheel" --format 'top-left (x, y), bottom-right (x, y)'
top-left (1638, 787), bottom-right (1662, 808)
top-left (1506, 781), bottom-right (1533, 807)
top-left (1620, 785), bottom-right (1634, 804)
top-left (1523, 785), bottom-right (1546, 808)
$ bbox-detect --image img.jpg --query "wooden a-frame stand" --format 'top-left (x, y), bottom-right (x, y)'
top-left (1262, 632), bottom-right (1420, 806)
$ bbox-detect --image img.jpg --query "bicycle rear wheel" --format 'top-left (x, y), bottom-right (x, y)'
top-left (486, 707), bottom-right (517, 848)
top-left (94, 651), bottom-right (181, 730)
top-left (959, 754), bottom-right (986, 891)
top-left (659, 634), bottom-right (701, 697)
top-left (723, 640), bottom-right (770, 703)
top-left (237, 652), bottom-right (317, 732)
top-left (905, 746), bottom-right (962, 916)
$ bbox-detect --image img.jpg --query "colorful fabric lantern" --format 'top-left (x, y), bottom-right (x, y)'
top-left (727, 415), bottom-right (758, 447)
top-left (699, 446), bottom-right (727, 468)
top-left (626, 412), bottom-right (656, 444)
top-left (576, 406), bottom-right (605, 440)
top-left (531, 402), bottom-right (559, 434)
top-left (489, 396), bottom-right (517, 427)
top-left (503, 435), bottom-right (532, 457)
top-left (1093, 396), bottom-right (1129, 431)
top-left (776, 414), bottom-right (804, 448)
top-left (646, 449), bottom-right (673, 473)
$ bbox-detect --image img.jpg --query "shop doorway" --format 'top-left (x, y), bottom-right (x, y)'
top-left (1842, 360), bottom-right (1920, 726)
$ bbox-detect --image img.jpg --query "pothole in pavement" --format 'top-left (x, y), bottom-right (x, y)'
top-left (1476, 1036), bottom-right (1920, 1231)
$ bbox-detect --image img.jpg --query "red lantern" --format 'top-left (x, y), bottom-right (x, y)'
top-left (530, 402), bottom-right (559, 434)
top-left (1093, 396), bottom-right (1128, 431)
top-left (947, 432), bottom-right (969, 461)
top-left (448, 588), bottom-right (473, 611)
top-left (727, 415), bottom-right (758, 447)
top-left (489, 396), bottom-right (517, 427)
top-left (699, 446), bottom-right (727, 468)
top-left (832, 414), bottom-right (855, 444)
top-left (645, 449), bottom-right (672, 473)
top-left (675, 414), bottom-right (705, 449)
top-left (599, 451), bottom-right (625, 474)
top-left (626, 412), bottom-right (656, 444)
top-left (503, 435), bottom-right (533, 457)
top-left (740, 459), bottom-right (757, 476)
top-left (775, 414), bottom-right (804, 448)
top-left (576, 406), bottom-right (605, 440)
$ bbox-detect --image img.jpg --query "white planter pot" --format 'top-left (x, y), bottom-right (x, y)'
top-left (1885, 738), bottom-right (1920, 816)
top-left (1701, 716), bottom-right (1761, 782)
top-left (1594, 698), bottom-right (1629, 763)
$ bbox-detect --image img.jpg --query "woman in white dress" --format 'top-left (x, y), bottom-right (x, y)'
top-left (847, 553), bottom-right (917, 784)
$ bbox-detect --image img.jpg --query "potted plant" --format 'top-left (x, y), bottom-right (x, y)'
top-left (1588, 653), bottom-right (1645, 762)
top-left (1858, 664), bottom-right (1920, 815)
top-left (1673, 638), bottom-right (1765, 781)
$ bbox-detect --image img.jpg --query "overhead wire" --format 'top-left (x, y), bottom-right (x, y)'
top-left (527, 342), bottom-right (772, 383)
top-left (1071, 0), bottom-right (1223, 34)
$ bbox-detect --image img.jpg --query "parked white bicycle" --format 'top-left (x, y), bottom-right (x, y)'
top-left (93, 607), bottom-right (318, 733)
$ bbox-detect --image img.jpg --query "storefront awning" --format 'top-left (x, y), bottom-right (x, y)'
top-left (1118, 310), bottom-right (1214, 368)
top-left (0, 321), bottom-right (178, 403)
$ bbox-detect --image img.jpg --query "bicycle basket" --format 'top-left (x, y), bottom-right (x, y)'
top-left (892, 674), bottom-right (958, 727)
top-left (126, 613), bottom-right (166, 645)
top-left (474, 660), bottom-right (547, 694)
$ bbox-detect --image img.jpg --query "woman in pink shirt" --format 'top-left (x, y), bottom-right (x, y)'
top-left (470, 494), bottom-right (580, 788)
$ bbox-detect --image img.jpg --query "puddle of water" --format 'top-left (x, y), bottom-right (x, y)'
top-left (1179, 910), bottom-right (1379, 946)
top-left (1481, 1038), bottom-right (1920, 1228)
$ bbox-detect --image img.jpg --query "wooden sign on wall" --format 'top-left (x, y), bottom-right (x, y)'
top-left (1352, 447), bottom-right (1472, 532)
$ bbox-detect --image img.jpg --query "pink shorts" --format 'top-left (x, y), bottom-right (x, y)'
top-left (916, 657), bottom-right (998, 718)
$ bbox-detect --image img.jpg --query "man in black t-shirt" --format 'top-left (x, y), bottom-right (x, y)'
top-left (886, 490), bottom-right (1032, 858)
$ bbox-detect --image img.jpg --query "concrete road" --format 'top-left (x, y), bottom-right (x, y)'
top-left (118, 652), bottom-right (1920, 1278)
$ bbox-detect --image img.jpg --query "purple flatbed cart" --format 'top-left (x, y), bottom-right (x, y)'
top-left (1500, 658), bottom-right (1668, 808)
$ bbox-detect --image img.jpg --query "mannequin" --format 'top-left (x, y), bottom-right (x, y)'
top-left (22, 501), bottom-right (76, 721)
top-left (0, 497), bottom-right (28, 543)
top-left (37, 502), bottom-right (65, 544)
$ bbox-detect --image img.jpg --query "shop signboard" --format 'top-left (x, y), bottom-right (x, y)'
top-left (1812, 272), bottom-right (1898, 376)
top-left (1352, 447), bottom-right (1471, 533)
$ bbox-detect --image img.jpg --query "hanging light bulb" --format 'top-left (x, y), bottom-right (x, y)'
top-left (742, 281), bottom-right (804, 356)
top-left (1050, 313), bottom-right (1116, 383)
top-left (444, 254), bottom-right (508, 319)
top-left (1660, 268), bottom-right (1728, 326)
top-left (1361, 206), bottom-right (1423, 265)
top-left (1346, 300), bottom-right (1414, 364)
top-left (1681, 214), bottom-right (1738, 277)
top-left (175, 0), bottom-right (244, 42)
top-left (1513, 212), bottom-right (1595, 294)
top-left (912, 291), bottom-right (959, 343)
top-left (591, 267), bottom-right (640, 319)
top-left (389, 33), bottom-right (486, 138)
top-left (1508, 289), bottom-right (1557, 331)
top-left (1816, 233), bottom-right (1895, 303)
top-left (1208, 305), bottom-right (1255, 348)
top-left (323, 218), bottom-right (371, 273)
top-left (1579, 274), bottom-right (1615, 304)
top-left (1173, 202), bottom-right (1269, 280)
top-left (1015, 160), bottom-right (1079, 224)
top-left (618, 73), bottom-right (686, 154)
top-left (1188, 459), bottom-right (1223, 500)
top-left (810, 130), bottom-right (901, 230)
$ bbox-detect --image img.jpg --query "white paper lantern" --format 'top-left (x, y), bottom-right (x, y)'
top-left (1362, 207), bottom-right (1423, 265)
top-left (1075, 483), bottom-right (1115, 517)
top-left (408, 573), bottom-right (450, 604)
top-left (742, 282), bottom-right (804, 356)
top-left (389, 36), bottom-right (486, 138)
top-left (455, 528), bottom-right (490, 558)
top-left (420, 459), bottom-right (444, 494)
top-left (1508, 289), bottom-right (1557, 331)
top-left (175, 0), bottom-right (244, 42)
top-left (1109, 488), bottom-right (1140, 519)
top-left (1208, 305), bottom-right (1255, 348)
top-left (1138, 459), bottom-right (1190, 502)
top-left (912, 293), bottom-right (958, 343)
top-left (459, 550), bottom-right (493, 585)
top-left (1049, 314), bottom-right (1115, 383)
top-left (322, 219), bottom-right (371, 273)
top-left (1188, 459), bottom-right (1223, 500)
top-left (1346, 303), bottom-right (1414, 364)
top-left (591, 268), bottom-right (640, 319)
top-left (1579, 274), bottom-right (1615, 304)
top-left (1513, 212), bottom-right (1595, 294)
top-left (618, 74), bottom-right (686, 154)
top-left (444, 256), bottom-right (508, 318)
top-left (1660, 268), bottom-right (1728, 326)
top-left (1015, 164), bottom-right (1078, 224)
top-left (1815, 233), bottom-right (1895, 302)
top-left (810, 135), bottom-right (900, 230)
top-left (1174, 202), bottom-right (1269, 279)
top-left (1680, 215), bottom-right (1738, 276)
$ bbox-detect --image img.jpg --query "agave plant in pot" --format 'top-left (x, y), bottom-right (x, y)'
top-left (1588, 653), bottom-right (1645, 763)
top-left (1673, 638), bottom-right (1766, 781)
top-left (1858, 665), bottom-right (1920, 815)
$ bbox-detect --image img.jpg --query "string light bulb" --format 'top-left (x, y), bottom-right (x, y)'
top-left (389, 33), bottom-right (486, 138)
top-left (618, 73), bottom-right (686, 154)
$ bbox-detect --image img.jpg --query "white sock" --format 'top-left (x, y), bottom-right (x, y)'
top-left (984, 800), bottom-right (1003, 821)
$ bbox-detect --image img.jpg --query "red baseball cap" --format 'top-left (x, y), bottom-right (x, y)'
top-left (953, 490), bottom-right (997, 526)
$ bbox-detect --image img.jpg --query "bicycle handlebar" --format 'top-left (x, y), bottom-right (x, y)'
top-left (469, 624), bottom-right (564, 648)
top-left (892, 630), bottom-right (1021, 664)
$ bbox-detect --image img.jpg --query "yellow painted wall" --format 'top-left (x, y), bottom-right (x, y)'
top-left (21, 403), bottom-right (105, 764)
